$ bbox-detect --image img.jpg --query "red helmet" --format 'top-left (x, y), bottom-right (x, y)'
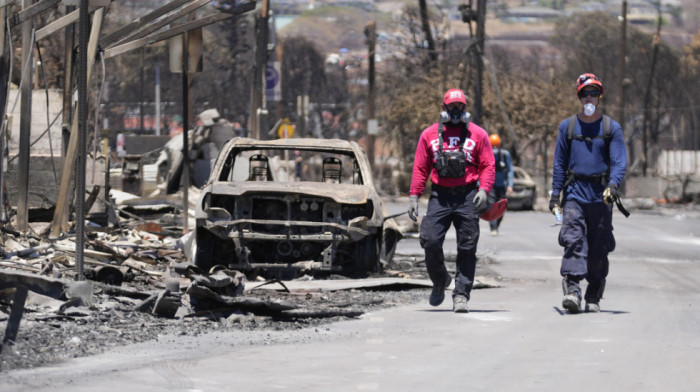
top-left (480, 198), bottom-right (508, 222)
top-left (489, 134), bottom-right (501, 147)
top-left (443, 88), bottom-right (467, 106)
top-left (576, 73), bottom-right (603, 95)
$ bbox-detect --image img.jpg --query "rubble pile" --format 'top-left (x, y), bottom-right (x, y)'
top-left (0, 184), bottom-right (496, 373)
top-left (0, 202), bottom-right (426, 372)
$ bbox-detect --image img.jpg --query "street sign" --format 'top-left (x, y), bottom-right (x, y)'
top-left (266, 61), bottom-right (281, 102)
top-left (368, 119), bottom-right (378, 135)
top-left (278, 118), bottom-right (294, 139)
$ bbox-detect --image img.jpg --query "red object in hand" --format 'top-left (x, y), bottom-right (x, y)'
top-left (480, 198), bottom-right (508, 221)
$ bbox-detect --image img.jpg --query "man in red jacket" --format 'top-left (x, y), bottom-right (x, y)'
top-left (408, 88), bottom-right (495, 313)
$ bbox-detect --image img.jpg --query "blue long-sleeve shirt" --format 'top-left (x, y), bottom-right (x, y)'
top-left (551, 115), bottom-right (627, 204)
top-left (492, 147), bottom-right (513, 189)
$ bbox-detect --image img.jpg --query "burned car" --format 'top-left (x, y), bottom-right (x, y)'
top-left (193, 138), bottom-right (403, 277)
top-left (507, 166), bottom-right (538, 210)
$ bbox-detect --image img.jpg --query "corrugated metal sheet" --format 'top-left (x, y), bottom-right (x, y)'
top-left (657, 150), bottom-right (700, 177)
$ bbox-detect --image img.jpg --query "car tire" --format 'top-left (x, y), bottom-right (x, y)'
top-left (193, 229), bottom-right (213, 273)
top-left (350, 234), bottom-right (380, 277)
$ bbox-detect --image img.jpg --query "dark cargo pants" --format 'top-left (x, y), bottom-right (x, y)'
top-left (559, 200), bottom-right (616, 302)
top-left (419, 186), bottom-right (480, 299)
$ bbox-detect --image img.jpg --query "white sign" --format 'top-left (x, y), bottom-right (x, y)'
top-left (266, 61), bottom-right (281, 102)
top-left (367, 119), bottom-right (378, 135)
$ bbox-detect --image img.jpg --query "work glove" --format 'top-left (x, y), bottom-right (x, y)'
top-left (603, 184), bottom-right (619, 206)
top-left (549, 192), bottom-right (561, 213)
top-left (473, 189), bottom-right (488, 211)
top-left (408, 195), bottom-right (419, 222)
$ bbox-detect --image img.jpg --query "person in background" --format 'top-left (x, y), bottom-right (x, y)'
top-left (549, 73), bottom-right (627, 314)
top-left (407, 88), bottom-right (495, 313)
top-left (488, 134), bottom-right (513, 236)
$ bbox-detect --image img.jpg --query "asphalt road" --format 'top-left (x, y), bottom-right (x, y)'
top-left (3, 205), bottom-right (700, 391)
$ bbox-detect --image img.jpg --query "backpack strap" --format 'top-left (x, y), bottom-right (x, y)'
top-left (563, 114), bottom-right (614, 191)
top-left (566, 114), bottom-right (577, 144)
top-left (566, 114), bottom-right (612, 146)
top-left (438, 122), bottom-right (469, 152)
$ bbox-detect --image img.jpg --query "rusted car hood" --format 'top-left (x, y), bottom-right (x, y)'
top-left (206, 181), bottom-right (371, 204)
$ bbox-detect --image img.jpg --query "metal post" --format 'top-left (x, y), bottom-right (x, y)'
top-left (139, 47), bottom-right (145, 133)
top-left (0, 7), bottom-right (9, 224)
top-left (366, 21), bottom-right (376, 168)
top-left (17, 6), bottom-right (34, 232)
top-left (75, 0), bottom-right (89, 280)
top-left (50, 8), bottom-right (103, 239)
top-left (155, 65), bottom-right (161, 135)
top-left (473, 0), bottom-right (486, 125)
top-left (181, 32), bottom-right (190, 234)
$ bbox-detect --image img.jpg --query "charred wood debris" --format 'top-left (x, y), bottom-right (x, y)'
top-left (0, 188), bottom-right (438, 365)
top-left (0, 0), bottom-right (433, 371)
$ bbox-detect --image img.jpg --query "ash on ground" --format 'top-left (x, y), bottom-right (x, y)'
top-left (1, 253), bottom-right (500, 372)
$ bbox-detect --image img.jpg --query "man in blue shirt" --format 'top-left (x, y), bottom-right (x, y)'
top-left (549, 73), bottom-right (628, 314)
top-left (488, 134), bottom-right (513, 236)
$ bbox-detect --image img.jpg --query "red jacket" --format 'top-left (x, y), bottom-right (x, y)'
top-left (409, 121), bottom-right (495, 196)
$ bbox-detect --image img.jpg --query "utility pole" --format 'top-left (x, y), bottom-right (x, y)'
top-left (249, 0), bottom-right (270, 139)
top-left (642, 5), bottom-right (663, 176)
top-left (473, 0), bottom-right (486, 125)
top-left (364, 21), bottom-right (376, 167)
top-left (619, 1), bottom-right (629, 163)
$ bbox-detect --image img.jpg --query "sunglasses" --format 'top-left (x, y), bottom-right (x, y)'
top-left (579, 90), bottom-right (601, 98)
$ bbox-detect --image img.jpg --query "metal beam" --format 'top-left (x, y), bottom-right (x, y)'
top-left (106, 0), bottom-right (212, 48)
top-left (104, 10), bottom-right (254, 59)
top-left (99, 0), bottom-right (191, 48)
top-left (0, 0), bottom-right (17, 9)
top-left (35, 4), bottom-right (101, 40)
top-left (9, 0), bottom-right (62, 28)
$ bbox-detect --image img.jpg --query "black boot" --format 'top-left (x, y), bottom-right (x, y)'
top-left (585, 280), bottom-right (605, 313)
top-left (562, 277), bottom-right (582, 314)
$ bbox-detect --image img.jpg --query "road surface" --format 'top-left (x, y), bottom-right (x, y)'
top-left (3, 206), bottom-right (699, 391)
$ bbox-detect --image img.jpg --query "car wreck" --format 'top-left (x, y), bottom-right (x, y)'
top-left (194, 138), bottom-right (403, 277)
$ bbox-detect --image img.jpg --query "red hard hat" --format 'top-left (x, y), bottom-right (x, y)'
top-left (480, 198), bottom-right (508, 221)
top-left (576, 73), bottom-right (603, 95)
top-left (489, 134), bottom-right (501, 147)
top-left (443, 88), bottom-right (467, 106)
